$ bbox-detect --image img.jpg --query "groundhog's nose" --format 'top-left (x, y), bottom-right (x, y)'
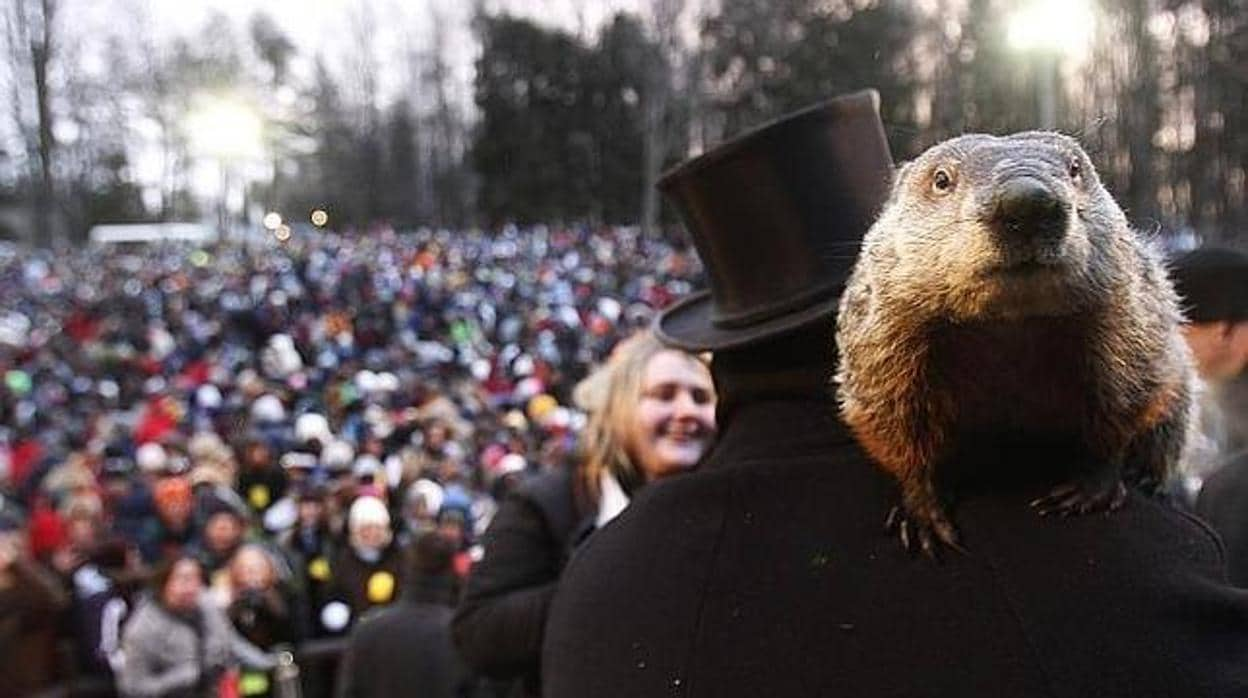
top-left (989, 177), bottom-right (1068, 242)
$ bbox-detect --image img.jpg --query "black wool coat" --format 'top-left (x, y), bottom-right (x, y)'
top-left (453, 468), bottom-right (589, 698)
top-left (542, 397), bottom-right (1248, 698)
top-left (328, 541), bottom-right (406, 630)
top-left (1196, 458), bottom-right (1248, 587)
top-left (335, 582), bottom-right (469, 698)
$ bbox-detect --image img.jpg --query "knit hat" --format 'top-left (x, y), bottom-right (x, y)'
top-left (348, 495), bottom-right (390, 530)
top-left (135, 442), bottom-right (168, 473)
top-left (152, 477), bottom-right (193, 510)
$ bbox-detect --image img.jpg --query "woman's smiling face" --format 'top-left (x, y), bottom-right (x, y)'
top-left (626, 350), bottom-right (716, 482)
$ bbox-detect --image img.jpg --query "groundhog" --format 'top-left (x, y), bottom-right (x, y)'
top-left (834, 131), bottom-right (1193, 557)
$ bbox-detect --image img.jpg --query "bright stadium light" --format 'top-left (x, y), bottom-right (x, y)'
top-left (186, 97), bottom-right (264, 161)
top-left (1007, 0), bottom-right (1096, 58)
top-left (311, 209), bottom-right (329, 227)
top-left (263, 212), bottom-right (283, 230)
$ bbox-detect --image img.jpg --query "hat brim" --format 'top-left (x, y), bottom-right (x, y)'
top-left (653, 290), bottom-right (841, 352)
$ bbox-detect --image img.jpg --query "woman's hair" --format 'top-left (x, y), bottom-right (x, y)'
top-left (577, 330), bottom-right (706, 501)
top-left (149, 554), bottom-right (204, 595)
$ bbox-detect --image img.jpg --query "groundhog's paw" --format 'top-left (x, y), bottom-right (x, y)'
top-left (1030, 469), bottom-right (1128, 518)
top-left (885, 504), bottom-right (965, 560)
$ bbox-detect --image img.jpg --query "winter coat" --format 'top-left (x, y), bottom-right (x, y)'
top-left (0, 557), bottom-right (70, 697)
top-left (68, 561), bottom-right (132, 678)
top-left (1196, 456), bottom-right (1248, 587)
top-left (542, 389), bottom-right (1248, 697)
top-left (277, 524), bottom-right (337, 637)
top-left (452, 468), bottom-right (593, 698)
top-left (335, 578), bottom-right (471, 698)
top-left (118, 596), bottom-right (274, 698)
top-left (327, 541), bottom-right (405, 630)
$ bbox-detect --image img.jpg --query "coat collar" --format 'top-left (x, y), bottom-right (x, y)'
top-left (595, 470), bottom-right (631, 529)
top-left (707, 317), bottom-right (857, 465)
top-left (704, 398), bottom-right (857, 466)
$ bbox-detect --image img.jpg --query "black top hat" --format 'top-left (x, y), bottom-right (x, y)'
top-left (654, 90), bottom-right (893, 351)
top-left (1170, 246), bottom-right (1248, 324)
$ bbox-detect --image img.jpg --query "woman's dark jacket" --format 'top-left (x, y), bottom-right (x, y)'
top-left (542, 353), bottom-right (1248, 698)
top-left (452, 467), bottom-right (591, 698)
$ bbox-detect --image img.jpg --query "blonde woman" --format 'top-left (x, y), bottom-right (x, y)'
top-left (452, 329), bottom-right (716, 698)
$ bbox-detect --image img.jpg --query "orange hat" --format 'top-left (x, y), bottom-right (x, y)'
top-left (153, 477), bottom-right (192, 509)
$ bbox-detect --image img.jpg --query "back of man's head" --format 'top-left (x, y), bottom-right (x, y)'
top-left (409, 531), bottom-right (455, 580)
top-left (1171, 247), bottom-right (1248, 324)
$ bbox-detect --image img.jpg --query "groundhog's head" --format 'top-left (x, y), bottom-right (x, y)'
top-left (855, 132), bottom-right (1130, 322)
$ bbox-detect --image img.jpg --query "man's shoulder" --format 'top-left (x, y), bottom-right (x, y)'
top-left (352, 600), bottom-right (443, 638)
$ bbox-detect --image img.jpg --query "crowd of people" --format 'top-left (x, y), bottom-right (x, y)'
top-left (0, 223), bottom-right (705, 698)
top-left (10, 86), bottom-right (1248, 698)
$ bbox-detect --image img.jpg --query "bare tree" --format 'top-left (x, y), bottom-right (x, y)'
top-left (29, 0), bottom-right (55, 244)
top-left (3, 0), bottom-right (58, 244)
top-left (639, 0), bottom-right (688, 237)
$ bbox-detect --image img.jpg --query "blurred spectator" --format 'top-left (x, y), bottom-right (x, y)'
top-left (452, 330), bottom-right (716, 697)
top-left (66, 536), bottom-right (138, 681)
top-left (276, 486), bottom-right (338, 637)
top-left (335, 532), bottom-right (471, 698)
top-left (226, 544), bottom-right (304, 698)
top-left (0, 225), bottom-right (703, 694)
top-left (1174, 247), bottom-right (1248, 479)
top-left (225, 544), bottom-right (303, 648)
top-left (237, 435), bottom-right (288, 517)
top-left (194, 499), bottom-right (249, 589)
top-left (1174, 247), bottom-right (1248, 585)
top-left (143, 477), bottom-right (195, 564)
top-left (118, 555), bottom-right (274, 698)
top-left (324, 496), bottom-right (404, 633)
top-left (0, 505), bottom-right (71, 696)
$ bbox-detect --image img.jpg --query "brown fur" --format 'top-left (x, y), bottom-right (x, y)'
top-left (834, 132), bottom-right (1193, 555)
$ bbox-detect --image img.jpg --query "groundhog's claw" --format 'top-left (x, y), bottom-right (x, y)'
top-left (1031, 472), bottom-right (1127, 518)
top-left (885, 505), bottom-right (964, 560)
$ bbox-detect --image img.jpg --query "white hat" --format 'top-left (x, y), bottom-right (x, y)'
top-left (348, 495), bottom-right (390, 530)
top-left (407, 479), bottom-right (444, 513)
top-left (497, 453), bottom-right (527, 476)
top-left (354, 370), bottom-right (380, 393)
top-left (321, 440), bottom-right (355, 471)
top-left (195, 384), bottom-right (223, 410)
top-left (135, 443), bottom-right (168, 473)
top-left (375, 372), bottom-right (400, 392)
top-left (279, 452), bottom-right (318, 470)
top-left (251, 394), bottom-right (287, 424)
top-left (362, 406), bottom-right (393, 440)
top-left (596, 297), bottom-right (622, 323)
top-left (295, 413), bottom-right (332, 444)
top-left (352, 455), bottom-right (382, 478)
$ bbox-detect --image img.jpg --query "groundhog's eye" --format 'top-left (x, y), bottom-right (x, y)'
top-left (931, 168), bottom-right (954, 194)
top-left (1068, 159), bottom-right (1082, 181)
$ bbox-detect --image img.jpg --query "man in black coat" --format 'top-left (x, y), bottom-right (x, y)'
top-left (1175, 246), bottom-right (1248, 585)
top-left (541, 91), bottom-right (1248, 697)
top-left (336, 532), bottom-right (471, 698)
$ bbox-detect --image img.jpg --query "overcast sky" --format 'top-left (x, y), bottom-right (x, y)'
top-left (1, 0), bottom-right (696, 201)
